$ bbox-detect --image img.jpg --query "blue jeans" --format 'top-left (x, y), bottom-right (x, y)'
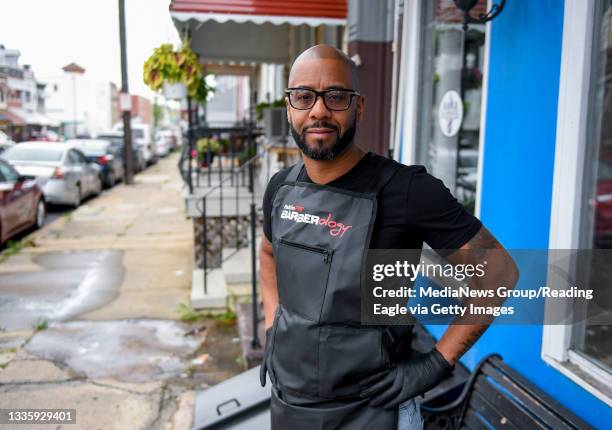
top-left (397, 398), bottom-right (422, 430)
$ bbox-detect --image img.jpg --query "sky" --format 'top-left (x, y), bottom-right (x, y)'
top-left (0, 0), bottom-right (180, 99)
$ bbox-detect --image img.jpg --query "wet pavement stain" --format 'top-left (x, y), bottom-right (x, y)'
top-left (0, 250), bottom-right (124, 331)
top-left (25, 319), bottom-right (203, 383)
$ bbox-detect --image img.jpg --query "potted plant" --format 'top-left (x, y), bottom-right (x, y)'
top-left (143, 41), bottom-right (214, 103)
top-left (196, 137), bottom-right (221, 167)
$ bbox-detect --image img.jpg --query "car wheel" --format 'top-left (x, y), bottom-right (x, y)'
top-left (72, 185), bottom-right (82, 208)
top-left (94, 176), bottom-right (103, 196)
top-left (35, 198), bottom-right (46, 229)
top-left (106, 170), bottom-right (115, 188)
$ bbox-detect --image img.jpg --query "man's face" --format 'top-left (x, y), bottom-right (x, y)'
top-left (286, 59), bottom-right (364, 160)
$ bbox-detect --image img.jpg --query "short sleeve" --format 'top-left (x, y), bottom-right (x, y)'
top-left (262, 168), bottom-right (290, 242)
top-left (405, 166), bottom-right (482, 253)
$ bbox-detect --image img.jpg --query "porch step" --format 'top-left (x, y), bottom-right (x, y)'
top-left (222, 238), bottom-right (261, 285)
top-left (190, 268), bottom-right (227, 310)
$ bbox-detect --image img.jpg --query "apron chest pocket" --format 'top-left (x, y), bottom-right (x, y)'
top-left (276, 238), bottom-right (333, 322)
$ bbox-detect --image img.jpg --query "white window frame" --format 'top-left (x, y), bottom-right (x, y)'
top-left (542, 0), bottom-right (612, 406)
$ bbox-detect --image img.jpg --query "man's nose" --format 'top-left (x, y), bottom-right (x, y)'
top-left (309, 95), bottom-right (331, 119)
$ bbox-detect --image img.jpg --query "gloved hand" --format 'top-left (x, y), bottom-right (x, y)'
top-left (259, 327), bottom-right (272, 387)
top-left (358, 348), bottom-right (454, 410)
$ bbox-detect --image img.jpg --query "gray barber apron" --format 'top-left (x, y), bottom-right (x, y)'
top-left (263, 157), bottom-right (402, 429)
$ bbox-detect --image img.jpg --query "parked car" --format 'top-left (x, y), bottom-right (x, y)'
top-left (156, 129), bottom-right (178, 152)
top-left (113, 123), bottom-right (157, 166)
top-left (0, 131), bottom-right (16, 154)
top-left (154, 132), bottom-right (172, 158)
top-left (1, 142), bottom-right (102, 208)
top-left (96, 131), bottom-right (145, 172)
top-left (0, 158), bottom-right (46, 246)
top-left (66, 139), bottom-right (124, 188)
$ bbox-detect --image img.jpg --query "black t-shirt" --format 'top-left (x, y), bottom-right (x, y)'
top-left (262, 152), bottom-right (482, 253)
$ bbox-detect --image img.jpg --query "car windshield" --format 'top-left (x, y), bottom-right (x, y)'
top-left (115, 127), bottom-right (144, 139)
top-left (1, 146), bottom-right (63, 162)
top-left (70, 141), bottom-right (109, 154)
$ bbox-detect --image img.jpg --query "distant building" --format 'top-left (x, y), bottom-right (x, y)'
top-left (129, 95), bottom-right (152, 126)
top-left (44, 63), bottom-right (119, 138)
top-left (0, 44), bottom-right (55, 141)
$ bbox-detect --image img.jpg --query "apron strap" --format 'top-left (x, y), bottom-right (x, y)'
top-left (285, 154), bottom-right (400, 194)
top-left (285, 159), bottom-right (304, 183)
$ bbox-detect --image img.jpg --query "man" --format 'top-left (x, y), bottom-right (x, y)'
top-left (259, 44), bottom-right (519, 429)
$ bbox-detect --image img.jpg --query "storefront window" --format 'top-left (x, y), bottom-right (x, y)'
top-left (575, 0), bottom-right (612, 372)
top-left (416, 0), bottom-right (487, 214)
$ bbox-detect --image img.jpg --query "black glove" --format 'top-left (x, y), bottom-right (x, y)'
top-left (358, 348), bottom-right (454, 410)
top-left (259, 327), bottom-right (272, 387)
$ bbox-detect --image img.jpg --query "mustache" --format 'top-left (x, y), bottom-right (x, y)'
top-left (303, 122), bottom-right (339, 132)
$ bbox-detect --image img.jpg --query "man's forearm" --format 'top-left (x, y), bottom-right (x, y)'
top-left (435, 226), bottom-right (519, 364)
top-left (436, 251), bottom-right (519, 364)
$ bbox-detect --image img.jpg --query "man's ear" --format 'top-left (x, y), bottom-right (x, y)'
top-left (356, 95), bottom-right (365, 123)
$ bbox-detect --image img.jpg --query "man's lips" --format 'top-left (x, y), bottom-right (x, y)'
top-left (305, 128), bottom-right (336, 135)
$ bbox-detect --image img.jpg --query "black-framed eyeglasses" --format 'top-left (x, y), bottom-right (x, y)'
top-left (285, 88), bottom-right (360, 111)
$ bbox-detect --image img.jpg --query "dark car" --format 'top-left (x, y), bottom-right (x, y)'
top-left (66, 139), bottom-right (125, 188)
top-left (96, 131), bottom-right (145, 173)
top-left (0, 158), bottom-right (46, 246)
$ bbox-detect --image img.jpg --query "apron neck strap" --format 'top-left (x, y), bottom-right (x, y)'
top-left (285, 155), bottom-right (401, 195)
top-left (285, 159), bottom-right (304, 183)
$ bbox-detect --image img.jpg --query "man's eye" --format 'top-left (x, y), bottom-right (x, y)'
top-left (296, 93), bottom-right (313, 101)
top-left (327, 92), bottom-right (346, 102)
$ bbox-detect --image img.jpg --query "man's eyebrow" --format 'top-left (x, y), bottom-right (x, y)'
top-left (325, 85), bottom-right (351, 90)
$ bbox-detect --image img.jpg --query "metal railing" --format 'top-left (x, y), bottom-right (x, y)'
top-left (179, 121), bottom-right (266, 350)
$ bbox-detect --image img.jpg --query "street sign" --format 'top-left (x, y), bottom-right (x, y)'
top-left (119, 92), bottom-right (132, 112)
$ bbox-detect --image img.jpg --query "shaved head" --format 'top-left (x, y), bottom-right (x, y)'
top-left (288, 44), bottom-right (360, 91)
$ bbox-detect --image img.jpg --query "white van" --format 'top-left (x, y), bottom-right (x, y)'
top-left (113, 123), bottom-right (157, 166)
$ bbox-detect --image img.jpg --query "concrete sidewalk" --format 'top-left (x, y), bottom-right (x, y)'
top-left (0, 151), bottom-right (243, 430)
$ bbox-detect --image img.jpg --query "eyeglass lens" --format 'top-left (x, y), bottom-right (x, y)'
top-left (289, 89), bottom-right (353, 110)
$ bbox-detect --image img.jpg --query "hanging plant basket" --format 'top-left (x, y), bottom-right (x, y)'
top-left (162, 81), bottom-right (187, 100)
top-left (143, 41), bottom-right (214, 103)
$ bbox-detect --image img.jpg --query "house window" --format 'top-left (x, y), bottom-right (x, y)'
top-left (543, 0), bottom-right (612, 406)
top-left (415, 0), bottom-right (488, 214)
top-left (573, 0), bottom-right (612, 373)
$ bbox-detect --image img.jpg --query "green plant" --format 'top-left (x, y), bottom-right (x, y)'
top-left (255, 98), bottom-right (286, 121)
top-left (143, 40), bottom-right (214, 103)
top-left (238, 145), bottom-right (257, 164)
top-left (196, 138), bottom-right (221, 154)
top-left (35, 320), bottom-right (48, 331)
top-left (0, 238), bottom-right (36, 264)
top-left (176, 303), bottom-right (207, 322)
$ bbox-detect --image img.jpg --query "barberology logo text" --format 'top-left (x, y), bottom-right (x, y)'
top-left (280, 204), bottom-right (352, 237)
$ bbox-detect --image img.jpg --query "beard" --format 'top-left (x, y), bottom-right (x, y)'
top-left (290, 115), bottom-right (357, 161)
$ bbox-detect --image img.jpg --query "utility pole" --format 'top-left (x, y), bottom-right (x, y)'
top-left (118, 0), bottom-right (134, 185)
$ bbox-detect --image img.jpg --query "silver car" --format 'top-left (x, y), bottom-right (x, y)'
top-left (1, 142), bottom-right (102, 207)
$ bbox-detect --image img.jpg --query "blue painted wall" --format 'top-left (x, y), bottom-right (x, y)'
top-left (426, 1), bottom-right (611, 428)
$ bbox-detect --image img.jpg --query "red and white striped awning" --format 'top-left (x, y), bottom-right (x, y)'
top-left (170, 0), bottom-right (347, 64)
top-left (170, 0), bottom-right (346, 26)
